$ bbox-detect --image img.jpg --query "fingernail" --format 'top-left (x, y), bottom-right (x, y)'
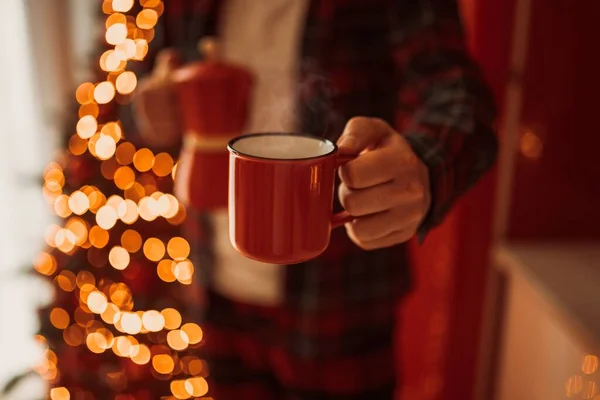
top-left (337, 134), bottom-right (358, 150)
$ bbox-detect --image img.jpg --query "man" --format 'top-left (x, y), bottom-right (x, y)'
top-left (133, 0), bottom-right (497, 398)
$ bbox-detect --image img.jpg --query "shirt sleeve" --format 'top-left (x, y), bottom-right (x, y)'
top-left (391, 0), bottom-right (498, 241)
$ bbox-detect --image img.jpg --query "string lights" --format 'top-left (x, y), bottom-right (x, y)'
top-left (32, 1), bottom-right (209, 399)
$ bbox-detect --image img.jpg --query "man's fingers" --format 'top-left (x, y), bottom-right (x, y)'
top-left (346, 222), bottom-right (419, 250)
top-left (338, 179), bottom-right (420, 217)
top-left (337, 117), bottom-right (392, 154)
top-left (345, 205), bottom-right (423, 243)
top-left (339, 144), bottom-right (406, 189)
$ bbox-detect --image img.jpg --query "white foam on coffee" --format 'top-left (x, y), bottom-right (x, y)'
top-left (232, 134), bottom-right (334, 160)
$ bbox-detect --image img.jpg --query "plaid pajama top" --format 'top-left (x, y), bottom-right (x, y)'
top-left (124, 0), bottom-right (498, 360)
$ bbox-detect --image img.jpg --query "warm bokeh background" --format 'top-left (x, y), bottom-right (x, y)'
top-left (1, 1), bottom-right (599, 400)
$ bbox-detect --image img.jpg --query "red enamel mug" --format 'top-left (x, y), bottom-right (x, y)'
top-left (227, 133), bottom-right (354, 264)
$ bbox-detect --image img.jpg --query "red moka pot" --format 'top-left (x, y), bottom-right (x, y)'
top-left (171, 38), bottom-right (254, 211)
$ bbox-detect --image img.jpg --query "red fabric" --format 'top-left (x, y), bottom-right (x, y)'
top-left (398, 0), bottom-right (514, 398)
top-left (200, 291), bottom-right (397, 399)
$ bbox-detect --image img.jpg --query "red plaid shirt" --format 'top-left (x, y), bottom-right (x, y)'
top-left (125, 0), bottom-right (497, 361)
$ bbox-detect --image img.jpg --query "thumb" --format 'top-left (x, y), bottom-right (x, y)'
top-left (337, 117), bottom-right (392, 154)
top-left (153, 49), bottom-right (182, 81)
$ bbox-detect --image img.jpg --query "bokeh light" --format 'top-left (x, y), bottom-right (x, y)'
top-left (185, 377), bottom-right (209, 397)
top-left (87, 291), bottom-right (109, 314)
top-left (76, 115), bottom-right (98, 139)
top-left (101, 303), bottom-right (120, 325)
top-left (34, 252), bottom-right (57, 276)
top-left (109, 246), bottom-right (130, 270)
top-left (157, 259), bottom-right (176, 283)
top-left (152, 354), bottom-right (175, 375)
top-left (112, 0), bottom-right (134, 12)
top-left (103, 49), bottom-right (126, 72)
top-left (63, 325), bottom-right (85, 347)
top-left (74, 306), bottom-right (94, 328)
top-left (582, 355), bottom-right (599, 375)
top-left (54, 194), bottom-right (72, 218)
top-left (69, 191), bottom-right (90, 215)
top-left (161, 308), bottom-right (182, 330)
top-left (45, 224), bottom-right (61, 248)
top-left (89, 226), bottom-right (109, 248)
top-left (96, 206), bottom-right (118, 230)
top-left (131, 344), bottom-right (151, 365)
top-left (138, 196), bottom-right (158, 221)
top-left (188, 359), bottom-right (205, 377)
top-left (116, 71), bottom-right (137, 95)
top-left (167, 329), bottom-right (189, 351)
top-left (136, 9), bottom-right (158, 29)
top-left (114, 166), bottom-right (135, 190)
top-left (56, 271), bottom-right (77, 292)
top-left (167, 203), bottom-right (186, 225)
top-left (583, 381), bottom-right (597, 399)
top-left (133, 148), bottom-right (154, 172)
top-left (167, 237), bottom-right (190, 260)
top-left (116, 39), bottom-right (137, 59)
top-left (50, 387), bottom-right (70, 400)
top-left (116, 142), bottom-right (136, 165)
top-left (106, 195), bottom-right (125, 212)
top-left (152, 152), bottom-right (174, 176)
top-left (173, 260), bottom-right (194, 284)
top-left (106, 23), bottom-right (128, 45)
top-left (113, 336), bottom-right (137, 357)
top-left (95, 134), bottom-right (117, 160)
top-left (120, 229), bottom-right (142, 253)
top-left (55, 229), bottom-right (77, 253)
top-left (170, 380), bottom-right (190, 399)
top-left (76, 271), bottom-right (95, 289)
top-left (140, 0), bottom-right (161, 8)
top-left (50, 308), bottom-right (70, 330)
top-left (66, 217), bottom-right (88, 246)
top-left (76, 82), bottom-right (95, 105)
top-left (117, 199), bottom-right (139, 224)
top-left (86, 332), bottom-right (107, 354)
top-left (89, 191), bottom-right (107, 214)
top-left (565, 375), bottom-right (584, 397)
top-left (101, 122), bottom-right (122, 142)
top-left (181, 323), bottom-right (203, 345)
top-left (106, 12), bottom-right (127, 28)
top-left (109, 283), bottom-right (132, 308)
top-left (68, 134), bottom-right (88, 156)
top-left (134, 39), bottom-right (149, 60)
top-left (143, 237), bottom-right (165, 261)
top-left (94, 81), bottom-right (116, 104)
top-left (124, 182), bottom-right (145, 202)
top-left (161, 194), bottom-right (180, 219)
top-left (519, 129), bottom-right (543, 160)
top-left (120, 312), bottom-right (142, 335)
top-left (100, 158), bottom-right (119, 180)
top-left (142, 310), bottom-right (165, 332)
top-left (78, 102), bottom-right (100, 119)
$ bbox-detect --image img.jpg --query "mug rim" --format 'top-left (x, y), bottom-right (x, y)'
top-left (227, 132), bottom-right (338, 162)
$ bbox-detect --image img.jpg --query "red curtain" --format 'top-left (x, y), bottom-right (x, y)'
top-left (397, 0), bottom-right (515, 398)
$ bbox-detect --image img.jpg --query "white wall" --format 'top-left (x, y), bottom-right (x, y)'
top-left (0, 0), bottom-right (97, 397)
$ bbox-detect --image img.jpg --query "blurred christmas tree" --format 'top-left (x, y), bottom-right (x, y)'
top-left (4, 1), bottom-right (209, 399)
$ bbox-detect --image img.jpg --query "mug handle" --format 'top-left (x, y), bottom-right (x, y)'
top-left (330, 153), bottom-right (357, 229)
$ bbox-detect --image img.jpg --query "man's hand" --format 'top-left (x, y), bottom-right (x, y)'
top-left (337, 117), bottom-right (431, 250)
